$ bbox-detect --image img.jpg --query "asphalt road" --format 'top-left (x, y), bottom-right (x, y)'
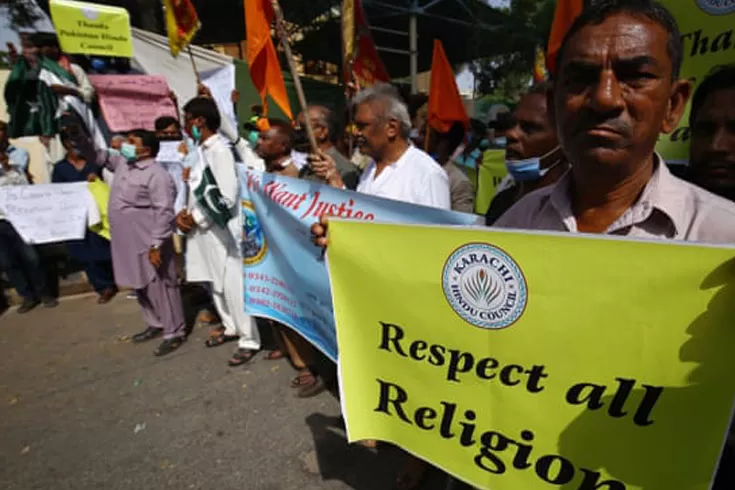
top-left (0, 292), bottom-right (449, 490)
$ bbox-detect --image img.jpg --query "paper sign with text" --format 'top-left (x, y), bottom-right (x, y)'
top-left (50, 0), bottom-right (133, 58)
top-left (89, 75), bottom-right (178, 132)
top-left (328, 221), bottom-right (735, 490)
top-left (0, 183), bottom-right (91, 244)
top-left (239, 168), bottom-right (480, 361)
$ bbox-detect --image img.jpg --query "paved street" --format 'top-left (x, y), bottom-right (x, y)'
top-left (0, 292), bottom-right (448, 490)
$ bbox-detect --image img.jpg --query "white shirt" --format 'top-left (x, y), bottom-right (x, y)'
top-left (357, 145), bottom-right (451, 210)
top-left (185, 134), bottom-right (241, 293)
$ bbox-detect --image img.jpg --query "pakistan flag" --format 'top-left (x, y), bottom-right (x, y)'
top-left (192, 165), bottom-right (233, 228)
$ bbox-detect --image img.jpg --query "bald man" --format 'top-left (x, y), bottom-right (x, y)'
top-left (255, 119), bottom-right (299, 177)
top-left (295, 106), bottom-right (360, 190)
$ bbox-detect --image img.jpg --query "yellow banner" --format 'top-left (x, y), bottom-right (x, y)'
top-left (328, 221), bottom-right (735, 490)
top-left (655, 0), bottom-right (735, 164)
top-left (475, 149), bottom-right (508, 215)
top-left (50, 0), bottom-right (133, 58)
top-left (87, 179), bottom-right (110, 240)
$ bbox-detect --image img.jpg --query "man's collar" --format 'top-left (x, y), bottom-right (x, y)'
top-left (547, 153), bottom-right (683, 234)
top-left (201, 133), bottom-right (221, 149)
top-left (633, 154), bottom-right (685, 236)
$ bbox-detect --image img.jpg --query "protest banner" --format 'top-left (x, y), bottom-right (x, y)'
top-left (87, 180), bottom-right (110, 240)
top-left (328, 221), bottom-right (735, 490)
top-left (654, 0), bottom-right (735, 164)
top-left (89, 75), bottom-right (178, 132)
top-left (49, 0), bottom-right (133, 58)
top-left (0, 183), bottom-right (93, 244)
top-left (239, 168), bottom-right (480, 361)
top-left (475, 149), bottom-right (508, 215)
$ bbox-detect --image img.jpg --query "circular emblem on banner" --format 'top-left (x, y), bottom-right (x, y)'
top-left (696, 0), bottom-right (735, 15)
top-left (442, 243), bottom-right (527, 329)
top-left (241, 200), bottom-right (267, 266)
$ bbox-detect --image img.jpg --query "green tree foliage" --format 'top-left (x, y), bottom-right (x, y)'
top-left (471, 0), bottom-right (556, 99)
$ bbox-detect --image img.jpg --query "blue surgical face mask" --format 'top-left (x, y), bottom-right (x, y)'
top-left (120, 142), bottom-right (138, 162)
top-left (191, 126), bottom-right (202, 142)
top-left (505, 146), bottom-right (560, 182)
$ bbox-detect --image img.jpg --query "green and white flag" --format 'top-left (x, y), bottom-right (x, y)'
top-left (190, 149), bottom-right (233, 228)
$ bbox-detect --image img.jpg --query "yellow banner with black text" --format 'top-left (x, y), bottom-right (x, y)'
top-left (655, 0), bottom-right (735, 164)
top-left (328, 221), bottom-right (735, 489)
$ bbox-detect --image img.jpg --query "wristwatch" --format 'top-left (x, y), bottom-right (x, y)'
top-left (150, 244), bottom-right (161, 251)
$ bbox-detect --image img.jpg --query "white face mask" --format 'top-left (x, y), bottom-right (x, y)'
top-left (505, 146), bottom-right (561, 182)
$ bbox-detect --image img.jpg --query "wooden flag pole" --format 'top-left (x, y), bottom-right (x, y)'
top-left (269, 0), bottom-right (319, 154)
top-left (187, 45), bottom-right (201, 83)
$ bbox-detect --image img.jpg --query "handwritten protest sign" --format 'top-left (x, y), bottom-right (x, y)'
top-left (239, 168), bottom-right (479, 361)
top-left (328, 221), bottom-right (735, 489)
top-left (156, 141), bottom-right (184, 163)
top-left (654, 1), bottom-right (735, 164)
top-left (0, 183), bottom-right (91, 244)
top-left (89, 75), bottom-right (178, 132)
top-left (50, 0), bottom-right (133, 58)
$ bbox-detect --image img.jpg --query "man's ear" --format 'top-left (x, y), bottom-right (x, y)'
top-left (661, 79), bottom-right (693, 134)
top-left (385, 119), bottom-right (399, 140)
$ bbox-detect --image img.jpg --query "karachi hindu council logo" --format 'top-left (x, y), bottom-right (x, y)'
top-left (442, 243), bottom-right (527, 329)
top-left (696, 0), bottom-right (735, 15)
top-left (241, 200), bottom-right (267, 266)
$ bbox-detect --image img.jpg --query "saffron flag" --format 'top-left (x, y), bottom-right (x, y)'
top-left (546, 0), bottom-right (584, 75)
top-left (162, 0), bottom-right (200, 58)
top-left (342, 0), bottom-right (390, 87)
top-left (245, 0), bottom-right (292, 119)
top-left (427, 39), bottom-right (469, 134)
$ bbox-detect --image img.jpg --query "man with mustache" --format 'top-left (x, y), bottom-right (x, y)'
top-left (309, 83), bottom-right (450, 209)
top-left (494, 2), bottom-right (735, 488)
top-left (485, 82), bottom-right (568, 225)
top-left (496, 0), bottom-right (735, 241)
top-left (689, 66), bottom-right (735, 203)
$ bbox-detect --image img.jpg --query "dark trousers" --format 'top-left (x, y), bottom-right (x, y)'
top-left (0, 220), bottom-right (48, 300)
top-left (84, 259), bottom-right (116, 293)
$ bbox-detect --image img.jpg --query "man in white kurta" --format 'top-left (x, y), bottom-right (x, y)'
top-left (177, 97), bottom-right (261, 365)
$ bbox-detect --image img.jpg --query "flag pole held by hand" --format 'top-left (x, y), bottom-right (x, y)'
top-left (269, 0), bottom-right (318, 155)
top-left (187, 45), bottom-right (201, 83)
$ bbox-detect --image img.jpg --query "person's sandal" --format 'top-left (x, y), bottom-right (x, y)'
top-left (154, 337), bottom-right (185, 357)
top-left (204, 332), bottom-right (238, 347)
top-left (228, 348), bottom-right (257, 366)
top-left (263, 350), bottom-right (285, 360)
top-left (297, 376), bottom-right (326, 399)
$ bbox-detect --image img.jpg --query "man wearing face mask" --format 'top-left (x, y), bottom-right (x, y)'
top-left (485, 83), bottom-right (568, 225)
top-left (71, 126), bottom-right (185, 356)
top-left (176, 97), bottom-right (261, 366)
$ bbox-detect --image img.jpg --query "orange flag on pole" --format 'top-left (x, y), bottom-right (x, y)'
top-left (162, 0), bottom-right (201, 57)
top-left (245, 0), bottom-right (292, 119)
top-left (546, 0), bottom-right (584, 75)
top-left (427, 39), bottom-right (468, 134)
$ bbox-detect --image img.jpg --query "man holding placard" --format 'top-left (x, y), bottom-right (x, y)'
top-left (494, 1), bottom-right (735, 488)
top-left (0, 148), bottom-right (58, 314)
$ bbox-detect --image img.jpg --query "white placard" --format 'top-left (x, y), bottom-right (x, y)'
top-left (0, 183), bottom-right (91, 244)
top-left (201, 64), bottom-right (237, 129)
top-left (156, 141), bottom-right (184, 163)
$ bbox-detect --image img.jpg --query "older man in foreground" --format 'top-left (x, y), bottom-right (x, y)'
top-left (495, 1), bottom-right (735, 489)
